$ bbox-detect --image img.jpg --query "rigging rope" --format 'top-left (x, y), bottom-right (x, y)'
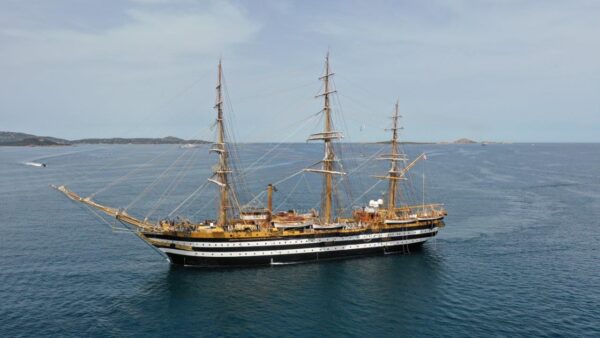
top-left (189, 194), bottom-right (218, 220)
top-left (125, 148), bottom-right (191, 211)
top-left (242, 169), bottom-right (306, 208)
top-left (87, 145), bottom-right (175, 199)
top-left (336, 74), bottom-right (396, 107)
top-left (168, 180), bottom-right (209, 217)
top-left (275, 173), bottom-right (306, 211)
top-left (348, 179), bottom-right (384, 209)
top-left (144, 148), bottom-right (200, 218)
top-left (240, 112), bottom-right (320, 175)
top-left (233, 80), bottom-right (316, 105)
top-left (68, 146), bottom-right (139, 185)
top-left (83, 204), bottom-right (118, 230)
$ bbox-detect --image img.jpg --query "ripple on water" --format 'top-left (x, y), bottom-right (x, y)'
top-left (1, 144), bottom-right (600, 336)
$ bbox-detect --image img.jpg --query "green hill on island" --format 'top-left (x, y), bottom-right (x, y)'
top-left (0, 131), bottom-right (208, 146)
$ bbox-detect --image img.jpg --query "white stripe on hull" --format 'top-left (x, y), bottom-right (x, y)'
top-left (158, 235), bottom-right (435, 258)
top-left (149, 227), bottom-right (438, 248)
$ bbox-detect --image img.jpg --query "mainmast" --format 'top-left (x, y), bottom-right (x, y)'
top-left (305, 52), bottom-right (345, 224)
top-left (208, 59), bottom-right (232, 226)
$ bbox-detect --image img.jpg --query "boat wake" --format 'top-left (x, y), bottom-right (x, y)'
top-left (23, 161), bottom-right (46, 167)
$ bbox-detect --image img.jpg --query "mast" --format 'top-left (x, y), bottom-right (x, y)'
top-left (208, 59), bottom-right (232, 226)
top-left (322, 53), bottom-right (334, 224)
top-left (387, 100), bottom-right (401, 215)
top-left (305, 52), bottom-right (345, 224)
top-left (373, 100), bottom-right (407, 217)
top-left (267, 184), bottom-right (274, 220)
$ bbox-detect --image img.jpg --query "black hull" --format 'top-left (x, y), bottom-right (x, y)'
top-left (166, 241), bottom-right (427, 268)
top-left (148, 223), bottom-right (442, 268)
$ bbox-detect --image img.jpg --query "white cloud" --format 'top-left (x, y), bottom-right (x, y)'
top-left (0, 1), bottom-right (263, 139)
top-left (129, 0), bottom-right (190, 4)
top-left (1, 1), bottom-right (260, 68)
top-left (1, 0), bottom-right (598, 142)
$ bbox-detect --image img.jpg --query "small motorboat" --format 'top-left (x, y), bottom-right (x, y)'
top-left (24, 162), bottom-right (46, 167)
top-left (384, 217), bottom-right (418, 225)
top-left (273, 222), bottom-right (312, 230)
top-left (417, 215), bottom-right (444, 221)
top-left (312, 223), bottom-right (346, 230)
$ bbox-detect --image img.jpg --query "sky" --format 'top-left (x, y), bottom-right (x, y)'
top-left (1, 0), bottom-right (599, 142)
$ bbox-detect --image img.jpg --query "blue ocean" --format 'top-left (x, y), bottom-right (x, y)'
top-left (1, 143), bottom-right (599, 337)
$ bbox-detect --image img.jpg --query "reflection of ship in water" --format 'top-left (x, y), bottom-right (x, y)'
top-left (55, 53), bottom-right (447, 267)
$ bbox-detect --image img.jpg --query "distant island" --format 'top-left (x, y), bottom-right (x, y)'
top-left (438, 138), bottom-right (511, 145)
top-left (453, 138), bottom-right (477, 144)
top-left (379, 138), bottom-right (491, 145)
top-left (376, 141), bottom-right (436, 145)
top-left (437, 138), bottom-right (478, 144)
top-left (0, 131), bottom-right (209, 146)
top-left (1, 131), bottom-right (508, 147)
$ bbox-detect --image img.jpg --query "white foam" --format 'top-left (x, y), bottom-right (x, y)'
top-left (23, 162), bottom-right (45, 167)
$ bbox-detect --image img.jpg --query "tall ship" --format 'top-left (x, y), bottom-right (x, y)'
top-left (55, 54), bottom-right (447, 267)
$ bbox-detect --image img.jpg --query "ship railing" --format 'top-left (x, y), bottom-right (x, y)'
top-left (272, 208), bottom-right (318, 217)
top-left (393, 204), bottom-right (446, 218)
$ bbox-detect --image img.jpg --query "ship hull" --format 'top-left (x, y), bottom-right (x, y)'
top-left (144, 225), bottom-right (440, 267)
top-left (164, 241), bottom-right (427, 267)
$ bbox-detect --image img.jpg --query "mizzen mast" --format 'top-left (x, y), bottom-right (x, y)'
top-left (305, 52), bottom-right (345, 224)
top-left (208, 59), bottom-right (233, 226)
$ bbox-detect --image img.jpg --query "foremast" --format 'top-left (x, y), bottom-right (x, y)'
top-left (208, 59), bottom-right (235, 226)
top-left (305, 52), bottom-right (345, 224)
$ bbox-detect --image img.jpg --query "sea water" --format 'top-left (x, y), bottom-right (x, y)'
top-left (0, 143), bottom-right (599, 337)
